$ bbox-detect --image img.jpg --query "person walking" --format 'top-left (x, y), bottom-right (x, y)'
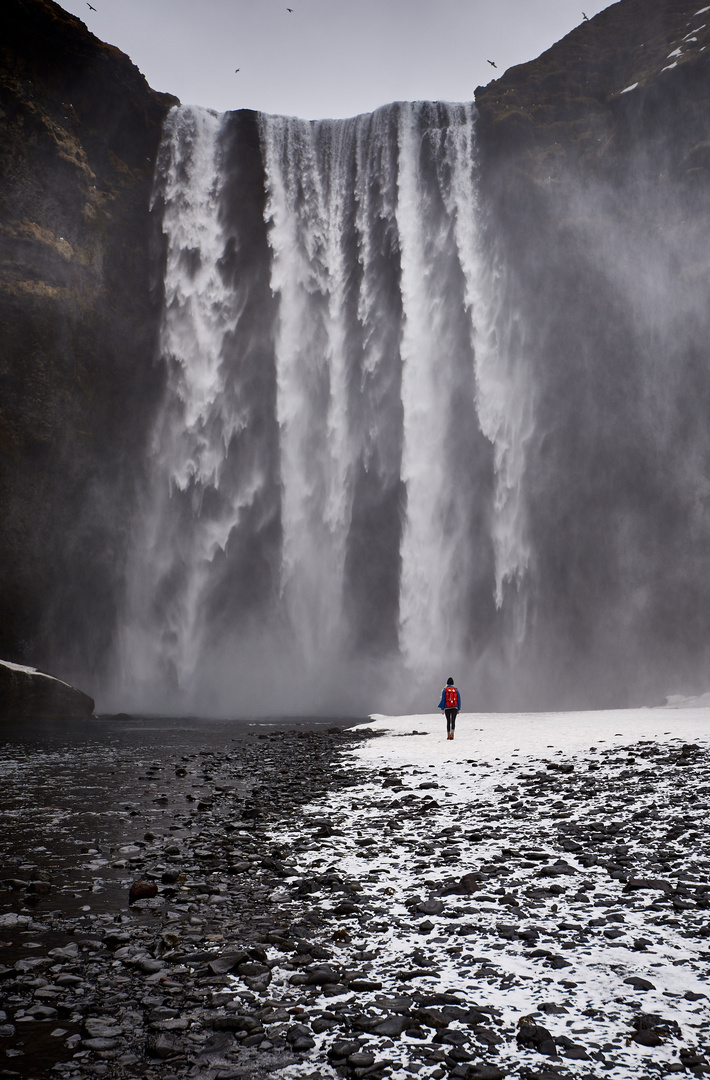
top-left (438, 677), bottom-right (461, 740)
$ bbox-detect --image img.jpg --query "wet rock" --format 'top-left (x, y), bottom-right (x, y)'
top-left (328, 1039), bottom-right (361, 1059)
top-left (209, 950), bottom-right (250, 974)
top-left (624, 878), bottom-right (673, 893)
top-left (459, 873), bottom-right (480, 894)
top-left (128, 880), bottom-right (158, 904)
top-left (26, 880), bottom-right (51, 896)
top-left (146, 1032), bottom-right (185, 1058)
top-left (349, 978), bottom-right (383, 991)
top-left (349, 1050), bottom-right (376, 1067)
top-left (199, 1031), bottom-right (235, 1056)
top-left (84, 1020), bottom-right (124, 1038)
top-left (631, 1013), bottom-right (682, 1039)
top-left (624, 976), bottom-right (655, 991)
top-left (286, 1023), bottom-right (315, 1051)
top-left (632, 1028), bottom-right (664, 1046)
top-left (373, 1015), bottom-right (409, 1037)
top-left (333, 900), bottom-right (359, 915)
top-left (554, 1035), bottom-right (588, 1059)
top-left (81, 1037), bottom-right (121, 1050)
top-left (415, 1007), bottom-right (449, 1029)
top-left (311, 1017), bottom-right (338, 1033)
top-left (417, 898), bottom-right (445, 916)
top-left (306, 966), bottom-right (340, 986)
top-left (236, 960), bottom-right (270, 978)
top-left (138, 957), bottom-right (165, 974)
top-left (517, 1021), bottom-right (558, 1056)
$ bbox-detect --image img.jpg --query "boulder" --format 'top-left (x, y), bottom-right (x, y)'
top-left (0, 660), bottom-right (94, 719)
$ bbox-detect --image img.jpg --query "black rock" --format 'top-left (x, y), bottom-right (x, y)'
top-left (417, 898), bottom-right (445, 916)
top-left (373, 1015), bottom-right (409, 1037)
top-left (0, 661), bottom-right (94, 720)
top-left (517, 1022), bottom-right (557, 1056)
top-left (145, 1033), bottom-right (184, 1059)
top-left (624, 976), bottom-right (655, 991)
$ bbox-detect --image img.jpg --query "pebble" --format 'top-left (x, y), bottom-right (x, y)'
top-left (0, 725), bottom-right (709, 1079)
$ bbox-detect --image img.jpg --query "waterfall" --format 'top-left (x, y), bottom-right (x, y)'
top-left (116, 101), bottom-right (532, 715)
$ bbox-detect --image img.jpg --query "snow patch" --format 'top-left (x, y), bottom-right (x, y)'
top-left (0, 658), bottom-right (74, 690)
top-left (358, 706), bottom-right (709, 765)
top-left (619, 82), bottom-right (639, 94)
top-left (263, 707), bottom-right (710, 1078)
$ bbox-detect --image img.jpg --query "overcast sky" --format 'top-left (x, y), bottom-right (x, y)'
top-left (57, 0), bottom-right (613, 120)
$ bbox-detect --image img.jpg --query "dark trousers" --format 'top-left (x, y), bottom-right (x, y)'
top-left (445, 708), bottom-right (458, 733)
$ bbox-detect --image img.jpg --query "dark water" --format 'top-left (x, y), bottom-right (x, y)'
top-left (0, 713), bottom-right (365, 1076)
top-left (0, 713), bottom-right (364, 888)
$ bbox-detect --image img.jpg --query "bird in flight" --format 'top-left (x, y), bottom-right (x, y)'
top-left (582, 11), bottom-right (589, 18)
top-left (487, 60), bottom-right (497, 68)
top-left (235, 68), bottom-right (240, 73)
top-left (87, 2), bottom-right (96, 9)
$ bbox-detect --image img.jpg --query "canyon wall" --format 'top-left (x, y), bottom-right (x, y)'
top-left (0, 0), bottom-right (176, 686)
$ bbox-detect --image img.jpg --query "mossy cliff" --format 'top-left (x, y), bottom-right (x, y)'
top-left (0, 0), bottom-right (177, 686)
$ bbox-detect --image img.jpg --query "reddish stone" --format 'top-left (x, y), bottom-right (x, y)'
top-left (129, 880), bottom-right (158, 904)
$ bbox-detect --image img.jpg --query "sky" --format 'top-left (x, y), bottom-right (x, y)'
top-left (57, 0), bottom-right (613, 120)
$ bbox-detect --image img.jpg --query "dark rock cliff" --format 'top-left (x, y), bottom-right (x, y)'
top-left (0, 0), bottom-right (177, 688)
top-left (475, 0), bottom-right (710, 705)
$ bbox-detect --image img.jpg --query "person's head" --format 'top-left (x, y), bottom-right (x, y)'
top-left (447, 677), bottom-right (454, 685)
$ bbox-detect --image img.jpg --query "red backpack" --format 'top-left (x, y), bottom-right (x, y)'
top-left (445, 685), bottom-right (457, 708)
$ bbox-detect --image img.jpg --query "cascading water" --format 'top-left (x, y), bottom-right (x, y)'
top-left (116, 100), bottom-right (531, 715)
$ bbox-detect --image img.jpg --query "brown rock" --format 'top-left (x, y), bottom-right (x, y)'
top-left (129, 880), bottom-right (158, 904)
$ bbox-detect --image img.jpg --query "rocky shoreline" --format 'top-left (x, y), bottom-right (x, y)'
top-left (0, 718), bottom-right (709, 1079)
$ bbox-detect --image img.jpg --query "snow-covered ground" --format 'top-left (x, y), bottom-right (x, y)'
top-left (264, 706), bottom-right (710, 1080)
top-left (363, 705), bottom-right (710, 774)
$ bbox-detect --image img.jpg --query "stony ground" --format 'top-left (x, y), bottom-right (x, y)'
top-left (0, 719), bottom-right (709, 1080)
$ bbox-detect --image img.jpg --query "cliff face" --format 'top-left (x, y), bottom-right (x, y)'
top-left (475, 0), bottom-right (710, 705)
top-left (475, 0), bottom-right (710, 180)
top-left (0, 0), bottom-right (176, 687)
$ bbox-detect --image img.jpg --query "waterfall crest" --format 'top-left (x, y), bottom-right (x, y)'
top-left (116, 101), bottom-right (531, 715)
